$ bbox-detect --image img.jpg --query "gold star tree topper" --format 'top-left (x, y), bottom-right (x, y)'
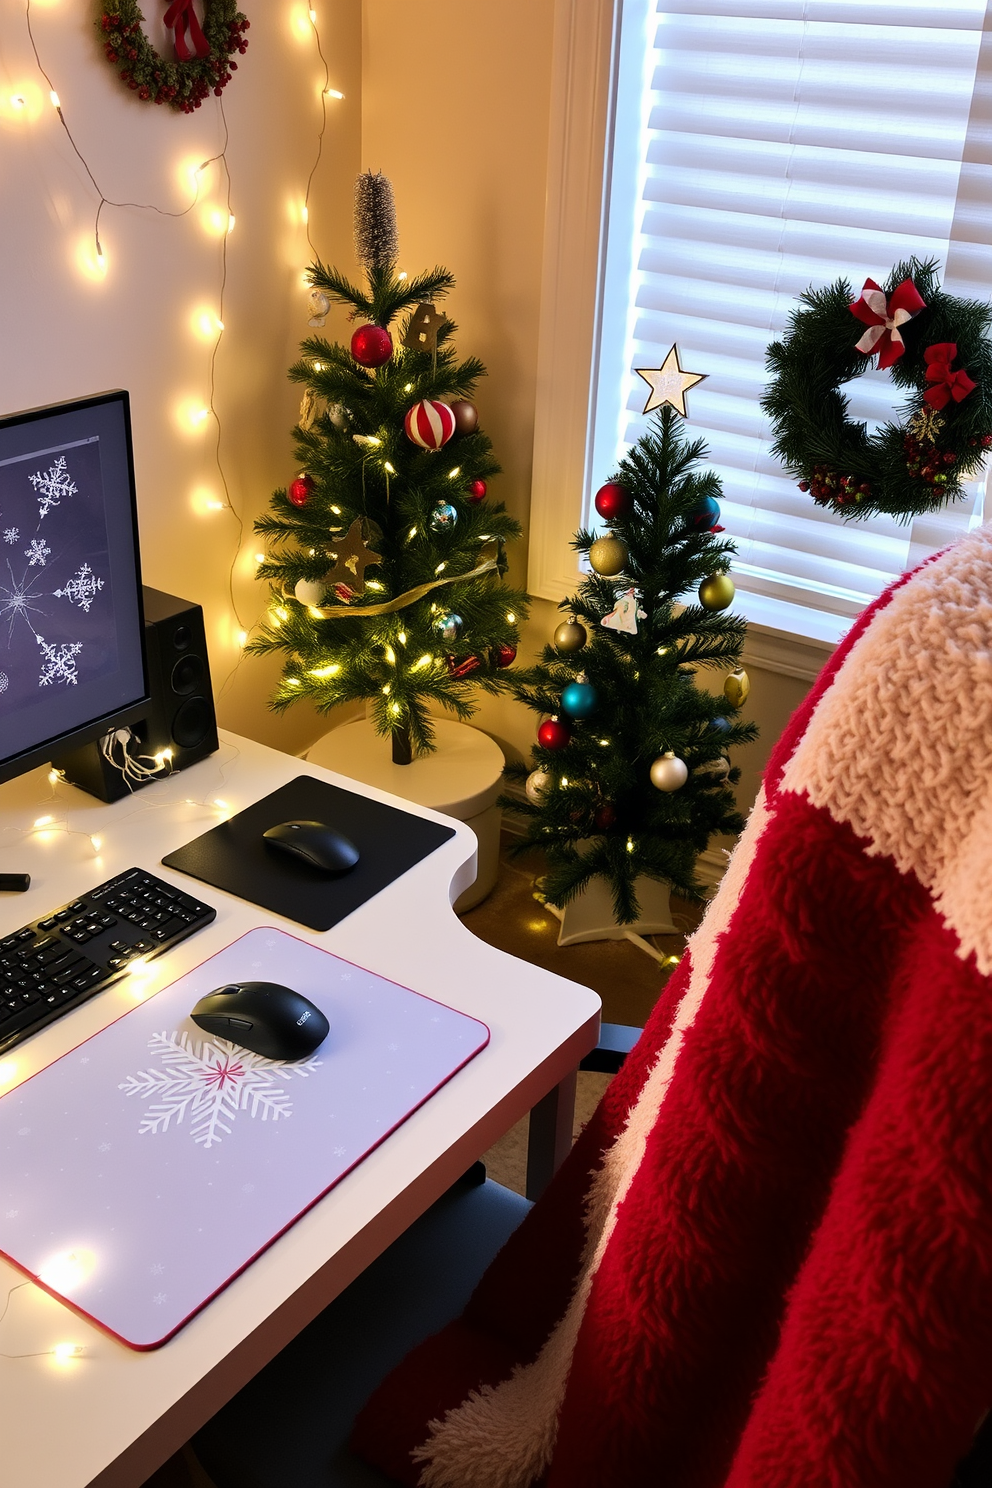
top-left (636, 345), bottom-right (706, 418)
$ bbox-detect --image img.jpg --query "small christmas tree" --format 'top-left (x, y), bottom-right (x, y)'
top-left (505, 403), bottom-right (757, 923)
top-left (250, 173), bottom-right (527, 762)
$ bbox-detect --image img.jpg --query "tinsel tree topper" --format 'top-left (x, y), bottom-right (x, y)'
top-left (354, 171), bottom-right (399, 273)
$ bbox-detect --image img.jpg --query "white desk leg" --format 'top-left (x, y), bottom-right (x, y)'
top-left (525, 1068), bottom-right (577, 1201)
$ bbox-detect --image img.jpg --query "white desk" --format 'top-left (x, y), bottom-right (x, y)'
top-left (0, 732), bottom-right (600, 1488)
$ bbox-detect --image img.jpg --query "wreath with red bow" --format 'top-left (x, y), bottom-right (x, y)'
top-left (98, 1), bottom-right (249, 113)
top-left (763, 258), bottom-right (992, 520)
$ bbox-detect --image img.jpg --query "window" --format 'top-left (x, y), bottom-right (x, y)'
top-left (530, 0), bottom-right (992, 645)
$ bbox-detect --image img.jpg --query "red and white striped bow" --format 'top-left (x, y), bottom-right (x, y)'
top-left (849, 277), bottom-right (926, 369)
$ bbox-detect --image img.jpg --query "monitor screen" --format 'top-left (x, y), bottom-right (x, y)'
top-left (0, 391), bottom-right (149, 786)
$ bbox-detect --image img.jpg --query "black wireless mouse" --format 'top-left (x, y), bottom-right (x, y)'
top-left (190, 981), bottom-right (330, 1061)
top-left (262, 819), bottom-right (360, 873)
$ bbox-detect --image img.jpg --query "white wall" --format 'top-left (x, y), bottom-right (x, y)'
top-left (0, 0), bottom-right (361, 755)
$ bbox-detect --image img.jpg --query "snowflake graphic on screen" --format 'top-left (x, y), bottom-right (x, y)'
top-left (28, 454), bottom-right (77, 519)
top-left (24, 538), bottom-right (51, 567)
top-left (0, 562), bottom-right (45, 640)
top-left (3, 528), bottom-right (18, 545)
top-left (37, 635), bottom-right (82, 686)
top-left (54, 562), bottom-right (104, 614)
top-left (118, 1030), bottom-right (322, 1149)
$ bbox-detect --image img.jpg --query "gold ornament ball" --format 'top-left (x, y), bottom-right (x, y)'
top-left (525, 768), bottom-right (552, 803)
top-left (698, 572), bottom-right (735, 611)
top-left (588, 536), bottom-right (628, 576)
top-left (649, 752), bottom-right (688, 792)
top-left (554, 618), bottom-right (587, 654)
top-left (724, 667), bottom-right (750, 708)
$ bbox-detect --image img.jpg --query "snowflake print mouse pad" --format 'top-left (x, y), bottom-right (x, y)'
top-left (0, 928), bottom-right (489, 1348)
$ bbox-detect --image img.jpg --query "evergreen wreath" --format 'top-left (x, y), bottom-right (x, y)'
top-left (97, 2), bottom-right (249, 113)
top-left (763, 258), bottom-right (992, 521)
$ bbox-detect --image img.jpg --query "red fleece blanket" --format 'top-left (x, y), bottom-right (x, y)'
top-left (353, 531), bottom-right (992, 1488)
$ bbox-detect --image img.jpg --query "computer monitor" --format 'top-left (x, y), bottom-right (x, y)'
top-left (0, 390), bottom-right (149, 788)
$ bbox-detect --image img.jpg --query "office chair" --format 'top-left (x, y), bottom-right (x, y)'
top-left (192, 1029), bottom-right (635, 1488)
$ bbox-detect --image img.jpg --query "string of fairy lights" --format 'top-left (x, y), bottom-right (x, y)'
top-left (0, 8), bottom-right (343, 1365)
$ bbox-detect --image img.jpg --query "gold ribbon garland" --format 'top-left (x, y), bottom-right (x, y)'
top-left (281, 542), bottom-right (501, 620)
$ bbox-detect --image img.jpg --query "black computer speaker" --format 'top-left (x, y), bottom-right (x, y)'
top-left (53, 586), bottom-right (219, 801)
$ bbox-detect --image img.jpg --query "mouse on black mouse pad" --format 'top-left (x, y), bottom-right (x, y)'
top-left (262, 819), bottom-right (360, 873)
top-left (191, 981), bottom-right (330, 1061)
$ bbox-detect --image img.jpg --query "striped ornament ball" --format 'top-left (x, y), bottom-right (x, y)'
top-left (404, 399), bottom-right (456, 450)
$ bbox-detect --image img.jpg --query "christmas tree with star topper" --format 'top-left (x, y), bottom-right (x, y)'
top-left (249, 172), bottom-right (527, 762)
top-left (503, 374), bottom-right (757, 925)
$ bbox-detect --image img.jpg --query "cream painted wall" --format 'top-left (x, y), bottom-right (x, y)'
top-left (0, 0), bottom-right (361, 757)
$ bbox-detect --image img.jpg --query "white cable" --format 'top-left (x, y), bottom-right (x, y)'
top-left (98, 726), bottom-right (174, 792)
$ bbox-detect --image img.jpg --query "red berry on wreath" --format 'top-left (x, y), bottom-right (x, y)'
top-left (350, 324), bottom-right (393, 368)
top-left (288, 474), bottom-right (314, 507)
top-left (798, 480), bottom-right (809, 492)
top-left (944, 451), bottom-right (956, 463)
top-left (404, 399), bottom-right (456, 450)
top-left (492, 643), bottom-right (517, 669)
top-left (467, 479), bottom-right (487, 503)
top-left (594, 481), bottom-right (633, 520)
top-left (538, 717), bottom-right (571, 751)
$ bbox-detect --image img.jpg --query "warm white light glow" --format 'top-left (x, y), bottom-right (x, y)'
top-left (10, 94), bottom-right (25, 110)
top-left (33, 814), bottom-right (54, 828)
top-left (383, 461), bottom-right (396, 474)
top-left (202, 205), bottom-right (235, 237)
top-left (276, 607), bottom-right (289, 621)
top-left (308, 5), bottom-right (316, 17)
top-left (330, 505), bottom-right (341, 515)
top-left (309, 663), bottom-right (340, 677)
top-left (312, 361), bottom-right (324, 372)
top-left (237, 629), bottom-right (248, 647)
top-left (177, 400), bottom-right (211, 434)
top-left (127, 956), bottom-right (151, 977)
top-left (40, 1249), bottom-right (96, 1291)
top-left (435, 563), bottom-right (447, 574)
top-left (325, 88), bottom-right (344, 99)
top-left (505, 612), bottom-right (516, 623)
top-left (365, 579), bottom-right (384, 592)
top-left (286, 677), bottom-right (301, 687)
top-left (0, 1060), bottom-right (18, 1087)
top-left (52, 1342), bottom-right (84, 1363)
top-left (447, 467), bottom-right (461, 479)
top-left (301, 204), bottom-right (309, 223)
top-left (397, 631), bottom-right (407, 645)
top-left (255, 552), bottom-right (266, 564)
top-left (89, 835), bottom-right (102, 853)
top-left (193, 308), bottom-right (224, 339)
top-left (49, 90), bottom-right (60, 108)
top-left (627, 837), bottom-right (635, 853)
top-left (47, 769), bottom-right (61, 784)
top-left (398, 271), bottom-right (408, 282)
top-left (404, 383), bottom-right (413, 393)
top-left (384, 645), bottom-right (396, 665)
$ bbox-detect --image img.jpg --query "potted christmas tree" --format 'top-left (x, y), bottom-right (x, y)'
top-left (249, 172), bottom-right (527, 765)
top-left (505, 398), bottom-right (756, 943)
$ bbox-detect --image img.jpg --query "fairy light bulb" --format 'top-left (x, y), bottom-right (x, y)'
top-left (49, 90), bottom-right (60, 109)
top-left (325, 88), bottom-right (344, 99)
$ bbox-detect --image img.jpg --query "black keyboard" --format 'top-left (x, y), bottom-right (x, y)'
top-left (0, 868), bottom-right (215, 1055)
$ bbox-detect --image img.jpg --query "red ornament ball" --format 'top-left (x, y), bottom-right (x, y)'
top-left (594, 481), bottom-right (633, 520)
top-left (404, 399), bottom-right (457, 450)
top-left (593, 803), bottom-right (617, 832)
top-left (466, 479), bottom-right (488, 503)
top-left (288, 474), bottom-right (314, 507)
top-left (492, 643), bottom-right (517, 669)
top-left (350, 324), bottom-right (393, 368)
top-left (537, 717), bottom-right (571, 751)
top-left (449, 400), bottom-right (479, 436)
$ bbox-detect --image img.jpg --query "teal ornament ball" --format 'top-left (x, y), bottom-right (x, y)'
top-left (561, 679), bottom-right (598, 720)
top-left (433, 611), bottom-right (463, 645)
top-left (430, 501), bottom-right (459, 533)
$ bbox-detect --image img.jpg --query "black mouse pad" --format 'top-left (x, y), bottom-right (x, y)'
top-left (162, 775), bottom-right (456, 932)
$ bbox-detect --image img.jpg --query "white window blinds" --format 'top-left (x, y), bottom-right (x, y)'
top-left (590, 0), bottom-right (990, 643)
